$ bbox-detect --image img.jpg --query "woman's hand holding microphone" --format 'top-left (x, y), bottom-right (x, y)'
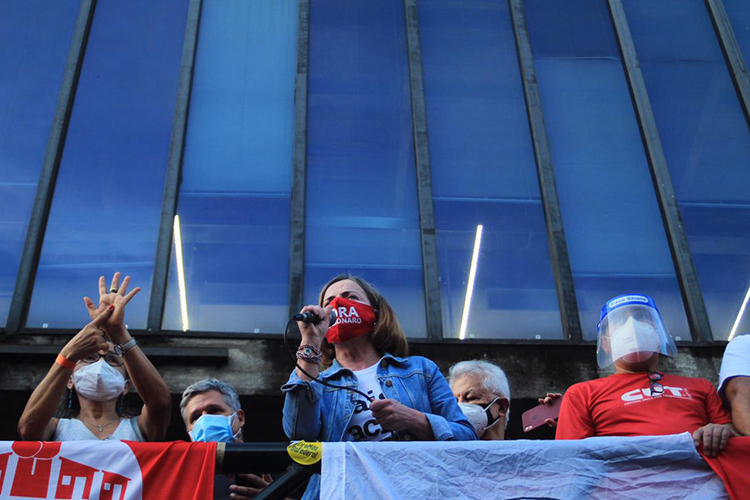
top-left (294, 305), bottom-right (333, 381)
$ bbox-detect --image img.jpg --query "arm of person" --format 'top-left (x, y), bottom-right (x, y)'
top-left (424, 360), bottom-right (478, 440)
top-left (371, 358), bottom-right (477, 441)
top-left (726, 377), bottom-right (750, 436)
top-left (555, 384), bottom-right (595, 440)
top-left (692, 379), bottom-right (739, 456)
top-left (281, 368), bottom-right (324, 440)
top-left (18, 307), bottom-right (114, 440)
top-left (87, 273), bottom-right (171, 441)
top-left (111, 326), bottom-right (172, 441)
top-left (281, 305), bottom-right (332, 440)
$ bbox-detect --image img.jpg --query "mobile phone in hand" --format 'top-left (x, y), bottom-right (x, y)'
top-left (521, 396), bottom-right (562, 433)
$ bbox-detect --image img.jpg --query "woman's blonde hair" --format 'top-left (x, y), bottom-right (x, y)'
top-left (317, 274), bottom-right (409, 368)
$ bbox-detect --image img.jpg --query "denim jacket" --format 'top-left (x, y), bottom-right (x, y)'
top-left (282, 353), bottom-right (477, 499)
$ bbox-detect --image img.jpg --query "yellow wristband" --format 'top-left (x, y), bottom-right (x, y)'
top-left (56, 354), bottom-right (76, 371)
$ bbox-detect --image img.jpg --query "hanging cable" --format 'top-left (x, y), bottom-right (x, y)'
top-left (283, 317), bottom-right (372, 401)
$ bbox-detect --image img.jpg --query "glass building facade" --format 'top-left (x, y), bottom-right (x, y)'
top-left (2, 0), bottom-right (749, 343)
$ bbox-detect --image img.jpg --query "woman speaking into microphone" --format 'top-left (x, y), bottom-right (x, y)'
top-left (282, 274), bottom-right (476, 499)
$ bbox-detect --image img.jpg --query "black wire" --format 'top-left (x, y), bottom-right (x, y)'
top-left (284, 317), bottom-right (373, 401)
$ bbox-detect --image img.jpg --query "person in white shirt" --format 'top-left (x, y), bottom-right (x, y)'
top-left (718, 334), bottom-right (750, 435)
top-left (18, 272), bottom-right (170, 442)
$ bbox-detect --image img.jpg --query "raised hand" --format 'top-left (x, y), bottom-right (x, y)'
top-left (83, 272), bottom-right (141, 335)
top-left (60, 306), bottom-right (115, 362)
top-left (296, 304), bottom-right (333, 348)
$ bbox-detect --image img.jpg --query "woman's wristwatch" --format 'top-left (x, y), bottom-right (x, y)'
top-left (114, 337), bottom-right (137, 356)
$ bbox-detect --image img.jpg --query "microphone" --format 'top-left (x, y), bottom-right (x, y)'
top-left (294, 309), bottom-right (338, 327)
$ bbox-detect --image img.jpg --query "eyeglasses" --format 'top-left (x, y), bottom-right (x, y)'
top-left (648, 371), bottom-right (664, 396)
top-left (81, 352), bottom-right (124, 368)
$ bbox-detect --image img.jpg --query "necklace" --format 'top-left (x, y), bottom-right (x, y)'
top-left (78, 417), bottom-right (121, 433)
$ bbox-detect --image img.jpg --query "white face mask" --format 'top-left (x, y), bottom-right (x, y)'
top-left (458, 397), bottom-right (503, 438)
top-left (72, 359), bottom-right (126, 402)
top-left (610, 317), bottom-right (661, 363)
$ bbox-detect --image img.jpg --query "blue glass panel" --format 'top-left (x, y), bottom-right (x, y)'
top-left (0, 1), bottom-right (79, 327)
top-left (420, 0), bottom-right (562, 339)
top-left (162, 0), bottom-right (298, 333)
top-left (525, 0), bottom-right (689, 341)
top-left (304, 0), bottom-right (426, 338)
top-left (26, 0), bottom-right (189, 329)
top-left (624, 0), bottom-right (750, 340)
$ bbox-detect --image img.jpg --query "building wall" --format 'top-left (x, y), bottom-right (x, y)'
top-left (0, 0), bottom-right (748, 440)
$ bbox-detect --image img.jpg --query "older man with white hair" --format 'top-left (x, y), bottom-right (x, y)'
top-left (449, 360), bottom-right (511, 440)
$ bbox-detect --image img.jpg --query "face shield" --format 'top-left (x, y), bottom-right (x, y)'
top-left (596, 294), bottom-right (677, 368)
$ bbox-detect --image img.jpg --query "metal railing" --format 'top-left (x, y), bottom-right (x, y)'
top-left (218, 442), bottom-right (319, 500)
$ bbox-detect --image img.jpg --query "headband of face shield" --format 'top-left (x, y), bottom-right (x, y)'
top-left (596, 294), bottom-right (678, 368)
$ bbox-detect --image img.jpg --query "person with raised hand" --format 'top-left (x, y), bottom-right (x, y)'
top-left (18, 272), bottom-right (171, 442)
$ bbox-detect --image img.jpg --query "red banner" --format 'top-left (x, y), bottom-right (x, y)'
top-left (0, 440), bottom-right (215, 499)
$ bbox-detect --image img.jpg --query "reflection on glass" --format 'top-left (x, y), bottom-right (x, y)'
top-left (0, 1), bottom-right (79, 327)
top-left (624, 0), bottom-right (750, 340)
top-left (728, 284), bottom-right (750, 341)
top-left (173, 215), bottom-right (189, 332)
top-left (162, 0), bottom-right (298, 334)
top-left (459, 225), bottom-right (483, 340)
top-left (420, 0), bottom-right (562, 339)
top-left (26, 0), bottom-right (189, 329)
top-left (525, 0), bottom-right (689, 341)
top-left (304, 0), bottom-right (426, 338)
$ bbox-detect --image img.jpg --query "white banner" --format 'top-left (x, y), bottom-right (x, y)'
top-left (321, 433), bottom-right (727, 499)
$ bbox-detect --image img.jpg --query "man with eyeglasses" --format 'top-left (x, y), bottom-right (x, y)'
top-left (449, 360), bottom-right (511, 440)
top-left (554, 294), bottom-right (736, 457)
top-left (718, 334), bottom-right (750, 436)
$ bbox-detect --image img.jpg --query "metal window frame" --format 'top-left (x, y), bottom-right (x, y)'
top-left (288, 0), bottom-right (310, 319)
top-left (404, 0), bottom-right (443, 341)
top-left (6, 0), bottom-right (735, 347)
top-left (705, 0), bottom-right (750, 127)
top-left (5, 0), bottom-right (97, 334)
top-left (147, 0), bottom-right (203, 331)
top-left (508, 0), bottom-right (583, 342)
top-left (607, 0), bottom-right (713, 342)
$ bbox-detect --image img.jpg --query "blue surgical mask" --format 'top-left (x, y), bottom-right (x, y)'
top-left (189, 412), bottom-right (241, 443)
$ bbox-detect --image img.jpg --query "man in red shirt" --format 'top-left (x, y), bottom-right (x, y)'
top-left (556, 294), bottom-right (736, 457)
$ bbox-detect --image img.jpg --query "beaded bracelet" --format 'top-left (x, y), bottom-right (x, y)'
top-left (297, 344), bottom-right (322, 365)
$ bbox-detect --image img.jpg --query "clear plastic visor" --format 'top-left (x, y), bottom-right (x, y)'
top-left (596, 303), bottom-right (677, 368)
